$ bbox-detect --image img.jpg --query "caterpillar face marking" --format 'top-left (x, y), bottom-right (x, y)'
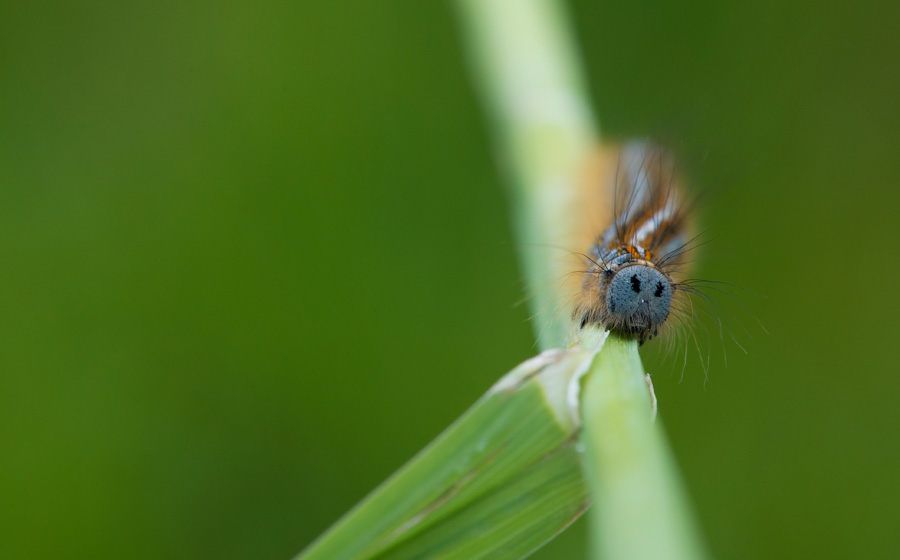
top-left (575, 142), bottom-right (692, 345)
top-left (607, 266), bottom-right (672, 331)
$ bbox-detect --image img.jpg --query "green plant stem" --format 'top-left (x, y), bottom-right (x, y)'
top-left (456, 2), bottom-right (711, 559)
top-left (456, 0), bottom-right (599, 350)
top-left (581, 332), bottom-right (710, 560)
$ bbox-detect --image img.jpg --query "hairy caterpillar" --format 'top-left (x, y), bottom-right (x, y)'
top-left (574, 142), bottom-right (696, 345)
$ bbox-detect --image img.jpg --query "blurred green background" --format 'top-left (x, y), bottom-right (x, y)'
top-left (2, 1), bottom-right (899, 559)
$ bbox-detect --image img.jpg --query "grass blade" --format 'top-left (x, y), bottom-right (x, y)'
top-left (297, 337), bottom-right (605, 560)
top-left (580, 331), bottom-right (710, 560)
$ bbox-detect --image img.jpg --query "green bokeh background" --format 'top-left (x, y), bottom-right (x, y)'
top-left (2, 1), bottom-right (898, 559)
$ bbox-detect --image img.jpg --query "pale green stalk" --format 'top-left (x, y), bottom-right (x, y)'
top-left (456, 1), bottom-right (710, 559)
top-left (456, 0), bottom-right (598, 350)
top-left (581, 332), bottom-right (710, 559)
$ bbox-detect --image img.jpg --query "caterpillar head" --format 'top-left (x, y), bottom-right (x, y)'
top-left (605, 264), bottom-right (673, 343)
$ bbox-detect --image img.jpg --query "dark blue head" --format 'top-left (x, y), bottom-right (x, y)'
top-left (605, 265), bottom-right (672, 342)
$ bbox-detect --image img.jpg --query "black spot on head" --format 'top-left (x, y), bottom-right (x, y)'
top-left (654, 282), bottom-right (664, 297)
top-left (630, 274), bottom-right (641, 293)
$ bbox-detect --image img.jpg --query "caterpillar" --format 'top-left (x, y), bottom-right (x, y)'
top-left (574, 142), bottom-right (696, 345)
